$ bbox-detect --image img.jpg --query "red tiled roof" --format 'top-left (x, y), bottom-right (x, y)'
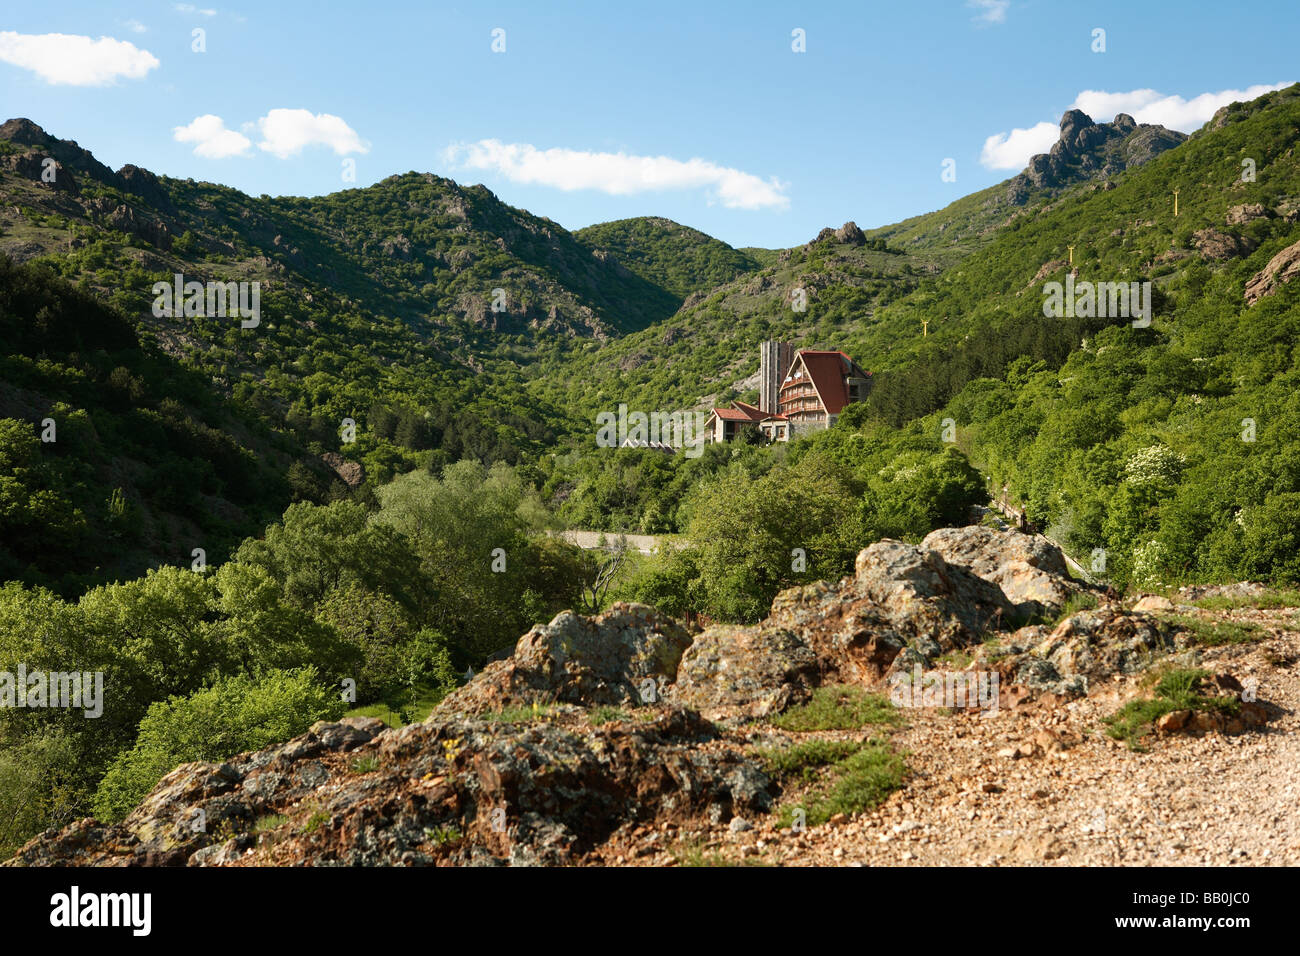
top-left (712, 401), bottom-right (766, 422)
top-left (782, 350), bottom-right (871, 416)
top-left (712, 407), bottom-right (757, 422)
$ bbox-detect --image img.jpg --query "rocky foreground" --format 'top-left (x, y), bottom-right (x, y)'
top-left (9, 526), bottom-right (1298, 867)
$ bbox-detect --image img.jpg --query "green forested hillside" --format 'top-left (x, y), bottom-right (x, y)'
top-left (851, 84), bottom-right (1300, 588)
top-left (0, 257), bottom-right (309, 592)
top-left (574, 216), bottom-right (761, 300)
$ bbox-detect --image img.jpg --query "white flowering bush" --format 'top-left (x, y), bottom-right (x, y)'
top-left (1130, 539), bottom-right (1171, 588)
top-left (1123, 444), bottom-right (1187, 487)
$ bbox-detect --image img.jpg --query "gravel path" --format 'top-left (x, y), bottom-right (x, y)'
top-left (670, 609), bottom-right (1300, 867)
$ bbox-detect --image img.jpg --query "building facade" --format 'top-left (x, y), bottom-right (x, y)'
top-left (778, 349), bottom-right (872, 432)
top-left (705, 342), bottom-right (871, 444)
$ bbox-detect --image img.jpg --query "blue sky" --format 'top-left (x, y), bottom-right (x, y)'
top-left (2, 0), bottom-right (1296, 248)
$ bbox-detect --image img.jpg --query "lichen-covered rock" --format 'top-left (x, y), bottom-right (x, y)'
top-left (851, 539), bottom-right (1015, 650)
top-left (921, 525), bottom-right (1088, 618)
top-left (670, 625), bottom-right (818, 719)
top-left (435, 603), bottom-right (692, 715)
top-left (7, 709), bottom-right (772, 868)
top-left (6, 716), bottom-right (385, 867)
top-left (981, 607), bottom-right (1179, 697)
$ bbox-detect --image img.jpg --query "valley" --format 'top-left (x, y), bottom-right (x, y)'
top-left (2, 78), bottom-right (1300, 869)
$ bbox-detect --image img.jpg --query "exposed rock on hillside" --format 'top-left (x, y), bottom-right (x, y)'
top-left (1006, 110), bottom-right (1186, 204)
top-left (980, 607), bottom-right (1179, 697)
top-left (921, 525), bottom-right (1085, 618)
top-left (435, 603), bottom-right (693, 715)
top-left (8, 710), bottom-right (773, 867)
top-left (1226, 202), bottom-right (1270, 226)
top-left (671, 625), bottom-right (819, 719)
top-left (1245, 239), bottom-right (1300, 304)
top-left (1192, 227), bottom-right (1256, 261)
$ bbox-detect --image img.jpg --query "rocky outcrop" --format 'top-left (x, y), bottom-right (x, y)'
top-left (435, 603), bottom-right (693, 715)
top-left (850, 539), bottom-right (1015, 649)
top-left (1226, 203), bottom-right (1269, 226)
top-left (8, 710), bottom-right (773, 867)
top-left (1007, 110), bottom-right (1185, 204)
top-left (321, 452), bottom-right (364, 487)
top-left (983, 607), bottom-right (1179, 697)
top-left (670, 625), bottom-right (818, 719)
top-left (834, 221), bottom-right (866, 245)
top-left (920, 526), bottom-right (1084, 618)
top-left (671, 531), bottom-right (1073, 720)
top-left (1192, 228), bottom-right (1256, 261)
top-left (117, 164), bottom-right (173, 211)
top-left (13, 520), bottom-right (1285, 867)
top-left (1245, 239), bottom-right (1300, 304)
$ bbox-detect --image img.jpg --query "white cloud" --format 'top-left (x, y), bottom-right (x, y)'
top-left (124, 19), bottom-right (148, 34)
top-left (968, 0), bottom-right (1009, 24)
top-left (174, 4), bottom-right (217, 15)
top-left (443, 139), bottom-right (790, 210)
top-left (1072, 83), bottom-right (1294, 131)
top-left (0, 31), bottom-right (159, 86)
top-left (979, 82), bottom-right (1296, 170)
top-left (252, 108), bottom-right (369, 159)
top-left (174, 114), bottom-right (252, 158)
top-left (979, 121), bottom-right (1058, 170)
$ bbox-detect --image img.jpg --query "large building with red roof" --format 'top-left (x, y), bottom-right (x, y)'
top-left (704, 342), bottom-right (871, 444)
top-left (777, 349), bottom-right (872, 429)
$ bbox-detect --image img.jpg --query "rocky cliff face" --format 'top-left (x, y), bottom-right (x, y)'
top-left (1006, 110), bottom-right (1187, 204)
top-left (8, 526), bottom-right (1283, 867)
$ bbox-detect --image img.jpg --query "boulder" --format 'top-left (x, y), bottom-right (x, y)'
top-left (1192, 227), bottom-right (1256, 261)
top-left (920, 525), bottom-right (1084, 617)
top-left (1226, 202), bottom-right (1269, 226)
top-left (852, 538), bottom-right (1016, 646)
top-left (670, 625), bottom-right (818, 719)
top-left (1030, 607), bottom-right (1176, 692)
top-left (435, 603), bottom-right (693, 715)
top-left (1245, 239), bottom-right (1300, 304)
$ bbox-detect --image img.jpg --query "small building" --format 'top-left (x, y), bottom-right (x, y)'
top-left (703, 404), bottom-right (763, 443)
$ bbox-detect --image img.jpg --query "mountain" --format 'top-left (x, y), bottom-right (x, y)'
top-left (0, 255), bottom-right (314, 592)
top-left (574, 216), bottom-right (761, 301)
top-left (3, 84), bottom-right (1299, 591)
top-left (533, 222), bottom-right (929, 417)
top-left (530, 108), bottom-right (1190, 423)
top-left (861, 109), bottom-right (1187, 258)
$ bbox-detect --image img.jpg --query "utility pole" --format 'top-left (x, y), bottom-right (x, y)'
top-left (1067, 244), bottom-right (1075, 266)
top-left (1173, 188), bottom-right (1180, 218)
top-left (922, 318), bottom-right (929, 337)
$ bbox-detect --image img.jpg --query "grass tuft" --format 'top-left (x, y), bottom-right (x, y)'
top-left (1105, 667), bottom-right (1241, 749)
top-left (770, 686), bottom-right (901, 732)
